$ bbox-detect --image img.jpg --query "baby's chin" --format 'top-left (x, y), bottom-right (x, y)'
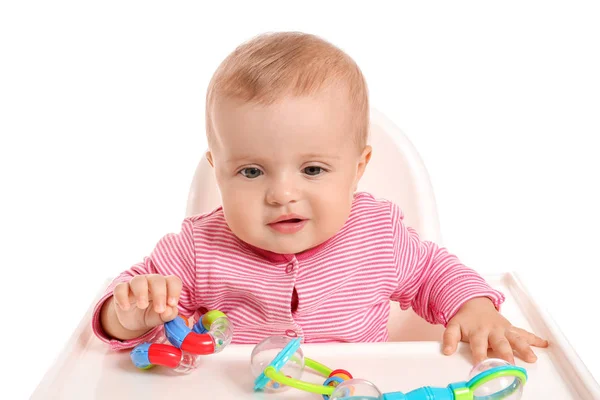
top-left (242, 232), bottom-right (322, 255)
top-left (231, 220), bottom-right (337, 256)
top-left (257, 240), bottom-right (315, 255)
top-left (249, 226), bottom-right (338, 255)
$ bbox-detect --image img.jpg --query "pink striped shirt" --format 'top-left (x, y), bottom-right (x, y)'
top-left (92, 192), bottom-right (504, 350)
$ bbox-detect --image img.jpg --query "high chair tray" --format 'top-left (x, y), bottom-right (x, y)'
top-left (32, 273), bottom-right (600, 399)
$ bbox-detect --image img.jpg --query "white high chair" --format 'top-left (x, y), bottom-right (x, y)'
top-left (185, 109), bottom-right (445, 342)
top-left (30, 111), bottom-right (600, 400)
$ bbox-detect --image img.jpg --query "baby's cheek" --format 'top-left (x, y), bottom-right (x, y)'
top-left (225, 196), bottom-right (251, 221)
top-left (222, 206), bottom-right (254, 244)
top-left (220, 193), bottom-right (244, 225)
top-left (316, 190), bottom-right (352, 233)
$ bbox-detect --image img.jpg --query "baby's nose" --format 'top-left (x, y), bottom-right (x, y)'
top-left (266, 180), bottom-right (299, 206)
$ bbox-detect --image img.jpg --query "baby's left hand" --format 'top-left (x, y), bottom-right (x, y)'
top-left (442, 297), bottom-right (548, 365)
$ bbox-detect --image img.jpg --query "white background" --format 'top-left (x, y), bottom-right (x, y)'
top-left (1, 1), bottom-right (599, 398)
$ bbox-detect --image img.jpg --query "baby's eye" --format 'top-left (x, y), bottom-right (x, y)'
top-left (303, 166), bottom-right (324, 176)
top-left (239, 167), bottom-right (263, 179)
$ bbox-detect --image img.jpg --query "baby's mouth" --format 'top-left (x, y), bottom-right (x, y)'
top-left (269, 218), bottom-right (306, 227)
top-left (268, 215), bottom-right (308, 233)
top-left (269, 214), bottom-right (307, 225)
top-left (276, 218), bottom-right (303, 224)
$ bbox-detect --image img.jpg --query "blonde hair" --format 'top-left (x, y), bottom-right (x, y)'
top-left (206, 32), bottom-right (369, 149)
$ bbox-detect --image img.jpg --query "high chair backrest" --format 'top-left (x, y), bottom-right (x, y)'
top-left (185, 108), bottom-right (442, 244)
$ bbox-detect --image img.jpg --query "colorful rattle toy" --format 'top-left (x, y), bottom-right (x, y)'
top-left (251, 335), bottom-right (526, 400)
top-left (130, 310), bottom-right (233, 373)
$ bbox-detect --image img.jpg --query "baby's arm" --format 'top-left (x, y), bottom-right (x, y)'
top-left (92, 219), bottom-right (197, 350)
top-left (389, 203), bottom-right (547, 363)
top-left (388, 203), bottom-right (503, 325)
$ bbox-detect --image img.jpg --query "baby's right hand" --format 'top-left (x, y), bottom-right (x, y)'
top-left (112, 274), bottom-right (182, 332)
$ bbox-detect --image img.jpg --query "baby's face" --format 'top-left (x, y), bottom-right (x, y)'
top-left (208, 88), bottom-right (370, 254)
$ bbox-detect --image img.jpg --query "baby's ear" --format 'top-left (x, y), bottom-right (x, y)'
top-left (352, 145), bottom-right (372, 192)
top-left (206, 151), bottom-right (214, 167)
top-left (356, 145), bottom-right (372, 180)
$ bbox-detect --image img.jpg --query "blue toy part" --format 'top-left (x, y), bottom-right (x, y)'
top-left (130, 342), bottom-right (152, 369)
top-left (254, 337), bottom-right (302, 390)
top-left (378, 365), bottom-right (526, 400)
top-left (382, 386), bottom-right (456, 400)
top-left (164, 316), bottom-right (190, 348)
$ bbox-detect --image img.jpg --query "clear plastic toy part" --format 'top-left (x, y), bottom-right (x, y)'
top-left (130, 310), bottom-right (233, 373)
top-left (251, 335), bottom-right (526, 400)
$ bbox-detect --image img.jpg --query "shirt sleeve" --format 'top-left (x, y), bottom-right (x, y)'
top-left (91, 218), bottom-right (197, 350)
top-left (389, 203), bottom-right (505, 326)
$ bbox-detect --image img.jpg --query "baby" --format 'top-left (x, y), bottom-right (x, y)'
top-left (94, 32), bottom-right (547, 365)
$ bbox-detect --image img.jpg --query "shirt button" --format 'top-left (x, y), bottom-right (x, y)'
top-left (285, 329), bottom-right (297, 337)
top-left (285, 263), bottom-right (294, 274)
